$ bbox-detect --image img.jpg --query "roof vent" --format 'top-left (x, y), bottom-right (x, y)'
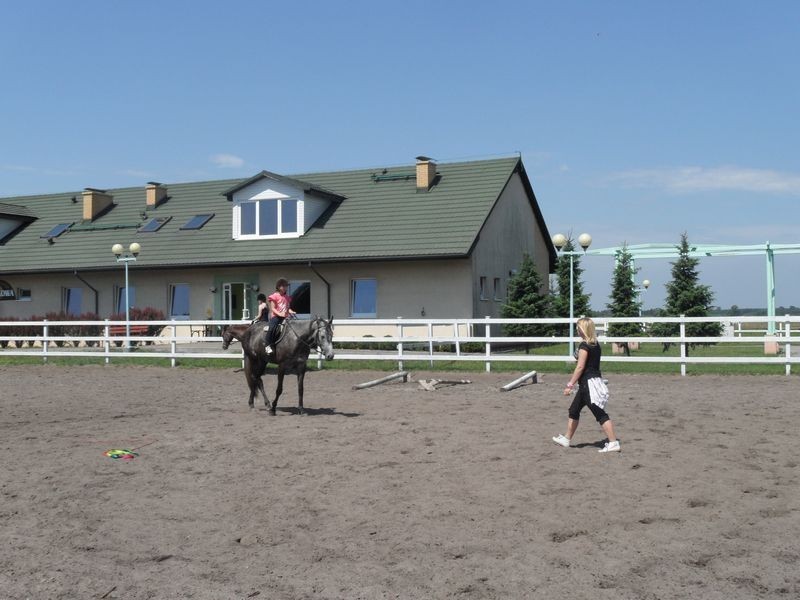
top-left (146, 182), bottom-right (168, 208)
top-left (415, 156), bottom-right (437, 192)
top-left (82, 188), bottom-right (114, 221)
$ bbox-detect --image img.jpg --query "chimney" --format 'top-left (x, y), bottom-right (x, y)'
top-left (146, 181), bottom-right (168, 208)
top-left (415, 156), bottom-right (437, 192)
top-left (82, 188), bottom-right (114, 221)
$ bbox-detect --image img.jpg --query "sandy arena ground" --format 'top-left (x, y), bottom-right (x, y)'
top-left (1, 365), bottom-right (798, 599)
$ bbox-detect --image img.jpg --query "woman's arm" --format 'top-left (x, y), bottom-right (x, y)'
top-left (268, 299), bottom-right (285, 318)
top-left (563, 348), bottom-right (588, 395)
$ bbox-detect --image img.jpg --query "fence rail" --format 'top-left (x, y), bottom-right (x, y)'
top-left (0, 315), bottom-right (797, 375)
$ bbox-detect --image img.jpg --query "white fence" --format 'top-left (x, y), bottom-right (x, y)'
top-left (0, 315), bottom-right (798, 375)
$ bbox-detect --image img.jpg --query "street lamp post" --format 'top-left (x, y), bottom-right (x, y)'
top-left (552, 232), bottom-right (592, 357)
top-left (112, 242), bottom-right (141, 350)
top-left (635, 279), bottom-right (651, 317)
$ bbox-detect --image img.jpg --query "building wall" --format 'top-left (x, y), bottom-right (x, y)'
top-left (0, 258), bottom-right (473, 325)
top-left (470, 171), bottom-right (550, 319)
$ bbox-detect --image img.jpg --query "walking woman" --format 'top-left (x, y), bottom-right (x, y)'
top-left (552, 317), bottom-right (620, 452)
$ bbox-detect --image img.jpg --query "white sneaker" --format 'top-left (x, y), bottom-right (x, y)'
top-left (265, 346), bottom-right (273, 354)
top-left (552, 434), bottom-right (571, 448)
top-left (599, 440), bottom-right (620, 453)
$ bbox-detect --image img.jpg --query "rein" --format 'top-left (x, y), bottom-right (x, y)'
top-left (285, 318), bottom-right (329, 353)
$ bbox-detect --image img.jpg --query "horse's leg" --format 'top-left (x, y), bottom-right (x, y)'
top-left (245, 358), bottom-right (257, 409)
top-left (297, 364), bottom-right (306, 415)
top-left (270, 366), bottom-right (284, 416)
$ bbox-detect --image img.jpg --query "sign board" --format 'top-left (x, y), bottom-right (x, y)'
top-left (0, 280), bottom-right (16, 301)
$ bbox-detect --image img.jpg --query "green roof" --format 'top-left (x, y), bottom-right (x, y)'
top-left (0, 157), bottom-right (552, 274)
top-left (0, 202), bottom-right (37, 220)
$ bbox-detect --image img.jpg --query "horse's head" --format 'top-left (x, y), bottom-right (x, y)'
top-left (313, 316), bottom-right (335, 361)
top-left (221, 326), bottom-right (233, 350)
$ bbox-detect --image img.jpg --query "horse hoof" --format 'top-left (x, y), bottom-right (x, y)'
top-left (268, 409), bottom-right (276, 416)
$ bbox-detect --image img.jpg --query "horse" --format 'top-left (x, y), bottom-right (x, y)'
top-left (222, 317), bottom-right (335, 415)
top-left (222, 324), bottom-right (269, 410)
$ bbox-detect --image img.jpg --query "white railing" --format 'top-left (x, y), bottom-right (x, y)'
top-left (0, 315), bottom-right (797, 375)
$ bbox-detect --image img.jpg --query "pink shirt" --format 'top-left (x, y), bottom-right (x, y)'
top-left (268, 292), bottom-right (292, 318)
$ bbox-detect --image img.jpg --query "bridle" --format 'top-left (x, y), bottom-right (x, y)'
top-left (285, 318), bottom-right (331, 354)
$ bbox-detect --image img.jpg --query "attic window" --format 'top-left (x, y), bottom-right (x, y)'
top-left (138, 216), bottom-right (171, 233)
top-left (180, 213), bottom-right (214, 230)
top-left (40, 223), bottom-right (71, 239)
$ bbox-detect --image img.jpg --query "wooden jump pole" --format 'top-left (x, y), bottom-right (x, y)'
top-left (352, 371), bottom-right (409, 390)
top-left (500, 370), bottom-right (538, 392)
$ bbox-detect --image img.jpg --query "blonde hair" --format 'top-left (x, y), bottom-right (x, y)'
top-left (576, 317), bottom-right (598, 345)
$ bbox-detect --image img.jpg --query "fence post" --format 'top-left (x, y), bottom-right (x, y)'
top-left (104, 319), bottom-right (110, 364)
top-left (428, 322), bottom-right (434, 367)
top-left (42, 319), bottom-right (48, 364)
top-left (170, 321), bottom-right (177, 368)
top-left (679, 314), bottom-right (686, 376)
top-left (454, 322), bottom-right (461, 357)
top-left (397, 317), bottom-right (404, 372)
top-left (485, 316), bottom-right (491, 373)
top-left (785, 315), bottom-right (791, 376)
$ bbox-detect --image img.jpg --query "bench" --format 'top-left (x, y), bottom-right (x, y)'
top-left (108, 324), bottom-right (151, 347)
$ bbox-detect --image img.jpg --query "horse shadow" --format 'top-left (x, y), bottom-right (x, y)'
top-left (274, 406), bottom-right (361, 417)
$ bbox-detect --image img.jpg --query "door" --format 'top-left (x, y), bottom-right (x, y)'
top-left (223, 282), bottom-right (246, 320)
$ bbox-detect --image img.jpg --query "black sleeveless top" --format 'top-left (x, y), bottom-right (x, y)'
top-left (578, 341), bottom-right (601, 381)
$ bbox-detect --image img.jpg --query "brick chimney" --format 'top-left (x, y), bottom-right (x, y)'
top-left (82, 188), bottom-right (114, 221)
top-left (415, 156), bottom-right (437, 192)
top-left (145, 182), bottom-right (168, 208)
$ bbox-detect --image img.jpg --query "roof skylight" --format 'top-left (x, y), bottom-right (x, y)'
top-left (138, 216), bottom-right (171, 233)
top-left (40, 223), bottom-right (71, 239)
top-left (180, 213), bottom-right (214, 230)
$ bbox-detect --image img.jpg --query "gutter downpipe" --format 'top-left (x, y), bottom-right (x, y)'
top-left (308, 261), bottom-right (331, 318)
top-left (73, 270), bottom-right (99, 314)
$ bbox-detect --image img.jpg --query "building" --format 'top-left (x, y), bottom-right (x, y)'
top-left (0, 156), bottom-right (556, 325)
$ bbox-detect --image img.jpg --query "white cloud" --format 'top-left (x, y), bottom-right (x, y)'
top-left (210, 153), bottom-right (245, 169)
top-left (608, 165), bottom-right (800, 195)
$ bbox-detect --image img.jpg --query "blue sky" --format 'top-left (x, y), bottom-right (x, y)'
top-left (2, 1), bottom-right (798, 310)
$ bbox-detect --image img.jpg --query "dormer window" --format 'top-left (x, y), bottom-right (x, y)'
top-left (223, 170), bottom-right (345, 242)
top-left (237, 198), bottom-right (299, 238)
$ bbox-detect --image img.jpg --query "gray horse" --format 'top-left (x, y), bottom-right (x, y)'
top-left (222, 317), bottom-right (335, 415)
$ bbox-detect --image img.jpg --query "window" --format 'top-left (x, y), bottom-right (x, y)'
top-left (479, 276), bottom-right (487, 300)
top-left (351, 279), bottom-right (377, 317)
top-left (169, 284), bottom-right (190, 319)
top-left (138, 216), bottom-right (171, 233)
top-left (41, 223), bottom-right (71, 239)
top-left (493, 278), bottom-right (501, 301)
top-left (288, 280), bottom-right (311, 317)
top-left (116, 286), bottom-right (136, 313)
top-left (180, 213), bottom-right (214, 230)
top-left (62, 287), bottom-right (83, 315)
top-left (236, 199), bottom-right (299, 239)
top-left (17, 288), bottom-right (31, 301)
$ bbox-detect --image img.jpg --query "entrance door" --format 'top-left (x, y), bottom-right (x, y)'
top-left (223, 283), bottom-right (246, 320)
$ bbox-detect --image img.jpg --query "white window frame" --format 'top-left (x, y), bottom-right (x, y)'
top-left (168, 283), bottom-right (191, 320)
top-left (62, 287), bottom-right (83, 315)
top-left (288, 280), bottom-right (311, 319)
top-left (234, 198), bottom-right (301, 240)
top-left (479, 276), bottom-right (487, 301)
top-left (115, 285), bottom-right (136, 314)
top-left (350, 278), bottom-right (377, 318)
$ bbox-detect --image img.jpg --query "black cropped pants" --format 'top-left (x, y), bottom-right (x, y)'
top-left (568, 383), bottom-right (610, 425)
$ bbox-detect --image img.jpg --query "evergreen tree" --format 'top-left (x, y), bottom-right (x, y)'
top-left (501, 254), bottom-right (551, 341)
top-left (651, 233), bottom-right (722, 352)
top-left (606, 243), bottom-right (643, 355)
top-left (551, 236), bottom-right (592, 337)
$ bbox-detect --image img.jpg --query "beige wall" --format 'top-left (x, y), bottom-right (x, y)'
top-left (470, 172), bottom-right (551, 319)
top-left (0, 258), bottom-right (474, 322)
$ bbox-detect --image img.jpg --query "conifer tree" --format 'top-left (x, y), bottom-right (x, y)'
top-left (501, 254), bottom-right (551, 341)
top-left (606, 243), bottom-right (643, 355)
top-left (551, 237), bottom-right (592, 337)
top-left (652, 233), bottom-right (722, 352)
